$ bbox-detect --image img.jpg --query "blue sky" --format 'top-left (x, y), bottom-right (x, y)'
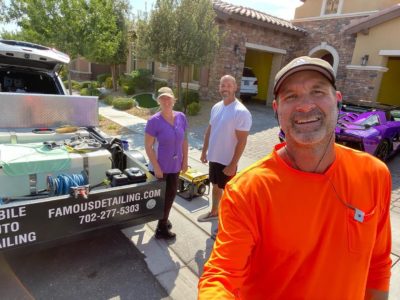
top-left (0, 0), bottom-right (304, 32)
top-left (131, 0), bottom-right (304, 20)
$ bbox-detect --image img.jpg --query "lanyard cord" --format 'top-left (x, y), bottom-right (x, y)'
top-left (284, 132), bottom-right (364, 222)
top-left (324, 174), bottom-right (365, 222)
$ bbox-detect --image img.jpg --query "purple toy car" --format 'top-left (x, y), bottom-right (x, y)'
top-left (335, 102), bottom-right (400, 161)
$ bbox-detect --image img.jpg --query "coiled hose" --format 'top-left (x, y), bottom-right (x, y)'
top-left (47, 173), bottom-right (88, 196)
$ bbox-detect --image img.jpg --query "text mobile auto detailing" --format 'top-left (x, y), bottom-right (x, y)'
top-left (0, 189), bottom-right (162, 250)
top-left (48, 189), bottom-right (162, 219)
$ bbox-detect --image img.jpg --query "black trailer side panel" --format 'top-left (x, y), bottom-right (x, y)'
top-left (0, 180), bottom-right (165, 252)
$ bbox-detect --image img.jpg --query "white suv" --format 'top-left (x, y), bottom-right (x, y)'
top-left (240, 67), bottom-right (258, 100)
top-left (0, 39), bottom-right (69, 94)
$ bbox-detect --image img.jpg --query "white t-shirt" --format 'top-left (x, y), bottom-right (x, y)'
top-left (207, 99), bottom-right (252, 165)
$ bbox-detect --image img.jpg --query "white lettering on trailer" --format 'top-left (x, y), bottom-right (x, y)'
top-left (0, 232), bottom-right (36, 249)
top-left (144, 189), bottom-right (161, 199)
top-left (127, 193), bottom-right (141, 202)
top-left (0, 206), bottom-right (26, 220)
top-left (0, 222), bottom-right (19, 234)
top-left (47, 190), bottom-right (159, 219)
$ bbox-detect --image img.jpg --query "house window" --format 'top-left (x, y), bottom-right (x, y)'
top-left (324, 0), bottom-right (339, 15)
top-left (160, 62), bottom-right (168, 68)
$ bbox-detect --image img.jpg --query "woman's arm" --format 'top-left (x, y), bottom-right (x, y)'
top-left (181, 136), bottom-right (188, 173)
top-left (144, 133), bottom-right (163, 178)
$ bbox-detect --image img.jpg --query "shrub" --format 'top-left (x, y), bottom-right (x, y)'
top-left (97, 73), bottom-right (111, 84)
top-left (71, 80), bottom-right (81, 90)
top-left (59, 67), bottom-right (68, 81)
top-left (91, 88), bottom-right (101, 96)
top-left (173, 101), bottom-right (184, 112)
top-left (63, 80), bottom-right (81, 90)
top-left (80, 81), bottom-right (99, 89)
top-left (131, 68), bottom-right (152, 90)
top-left (80, 81), bottom-right (92, 88)
top-left (80, 87), bottom-right (101, 96)
top-left (187, 101), bottom-right (201, 116)
top-left (104, 77), bottom-right (113, 89)
top-left (183, 89), bottom-right (200, 105)
top-left (119, 74), bottom-right (136, 95)
top-left (122, 84), bottom-right (135, 95)
top-left (154, 80), bottom-right (168, 92)
top-left (118, 74), bottom-right (131, 86)
top-left (98, 90), bottom-right (108, 100)
top-left (134, 93), bottom-right (158, 108)
top-left (113, 97), bottom-right (134, 110)
top-left (104, 95), bottom-right (114, 105)
top-left (80, 88), bottom-right (90, 96)
top-left (90, 81), bottom-right (99, 88)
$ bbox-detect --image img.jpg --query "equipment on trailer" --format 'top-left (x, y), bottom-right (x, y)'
top-left (178, 167), bottom-right (209, 200)
top-left (0, 93), bottom-right (166, 253)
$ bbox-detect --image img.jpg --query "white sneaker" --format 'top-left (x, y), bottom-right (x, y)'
top-left (197, 212), bottom-right (218, 222)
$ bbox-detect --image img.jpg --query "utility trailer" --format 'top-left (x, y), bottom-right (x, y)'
top-left (0, 93), bottom-right (165, 252)
top-left (0, 39), bottom-right (165, 252)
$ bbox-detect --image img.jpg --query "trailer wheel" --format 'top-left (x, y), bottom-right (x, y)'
top-left (375, 139), bottom-right (391, 161)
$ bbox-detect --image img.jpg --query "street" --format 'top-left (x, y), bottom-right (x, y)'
top-left (1, 227), bottom-right (170, 300)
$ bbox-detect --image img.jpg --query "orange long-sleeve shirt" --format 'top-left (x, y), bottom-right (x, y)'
top-left (198, 143), bottom-right (392, 300)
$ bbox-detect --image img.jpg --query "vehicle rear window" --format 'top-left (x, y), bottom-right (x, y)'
top-left (243, 67), bottom-right (255, 77)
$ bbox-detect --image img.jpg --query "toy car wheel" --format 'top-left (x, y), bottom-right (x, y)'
top-left (375, 139), bottom-right (391, 161)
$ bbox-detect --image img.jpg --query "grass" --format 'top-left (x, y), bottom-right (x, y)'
top-left (133, 93), bottom-right (159, 108)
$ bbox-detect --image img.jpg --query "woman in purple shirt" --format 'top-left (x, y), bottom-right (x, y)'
top-left (145, 87), bottom-right (189, 239)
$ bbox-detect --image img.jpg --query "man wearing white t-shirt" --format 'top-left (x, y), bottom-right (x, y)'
top-left (198, 75), bottom-right (252, 223)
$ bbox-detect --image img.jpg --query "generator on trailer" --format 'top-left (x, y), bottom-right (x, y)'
top-left (178, 168), bottom-right (209, 200)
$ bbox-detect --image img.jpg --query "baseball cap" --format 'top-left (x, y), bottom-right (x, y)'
top-left (157, 86), bottom-right (175, 100)
top-left (273, 56), bottom-right (336, 97)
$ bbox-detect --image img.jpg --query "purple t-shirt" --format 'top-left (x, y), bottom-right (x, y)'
top-left (145, 111), bottom-right (188, 173)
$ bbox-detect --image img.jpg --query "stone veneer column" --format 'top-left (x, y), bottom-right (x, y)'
top-left (344, 69), bottom-right (383, 102)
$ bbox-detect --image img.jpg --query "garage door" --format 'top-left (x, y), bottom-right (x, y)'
top-left (377, 57), bottom-right (400, 105)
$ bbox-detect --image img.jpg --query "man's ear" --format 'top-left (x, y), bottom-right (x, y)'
top-left (272, 100), bottom-right (280, 125)
top-left (272, 99), bottom-right (278, 113)
top-left (336, 91), bottom-right (343, 101)
top-left (336, 91), bottom-right (343, 112)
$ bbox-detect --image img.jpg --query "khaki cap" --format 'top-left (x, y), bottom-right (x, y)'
top-left (157, 86), bottom-right (175, 100)
top-left (273, 56), bottom-right (336, 97)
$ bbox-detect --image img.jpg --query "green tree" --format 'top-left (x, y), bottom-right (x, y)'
top-left (4, 0), bottom-right (88, 94)
top-left (5, 0), bottom-right (85, 58)
top-left (135, 0), bottom-right (220, 110)
top-left (3, 0), bottom-right (130, 91)
top-left (0, 0), bottom-right (5, 22)
top-left (83, 0), bottom-right (129, 91)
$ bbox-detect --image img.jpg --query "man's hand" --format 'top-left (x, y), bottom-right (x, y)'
top-left (200, 151), bottom-right (208, 164)
top-left (223, 164), bottom-right (236, 177)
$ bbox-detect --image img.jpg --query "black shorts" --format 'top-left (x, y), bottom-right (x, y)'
top-left (209, 162), bottom-right (234, 189)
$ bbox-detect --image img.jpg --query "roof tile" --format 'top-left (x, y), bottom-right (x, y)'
top-left (213, 0), bottom-right (306, 34)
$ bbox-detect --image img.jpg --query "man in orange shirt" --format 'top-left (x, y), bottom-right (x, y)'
top-left (198, 56), bottom-right (392, 300)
